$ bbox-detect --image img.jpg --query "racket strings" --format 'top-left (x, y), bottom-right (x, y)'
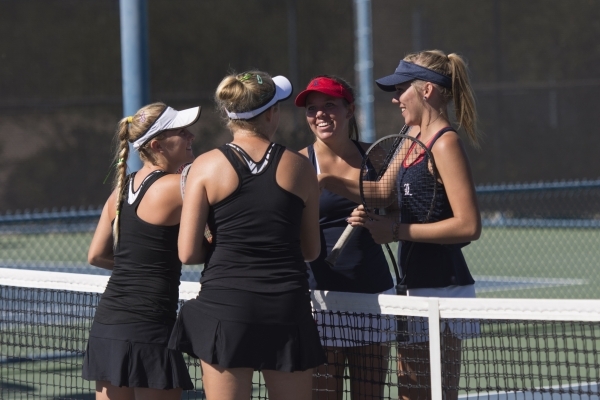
top-left (397, 140), bottom-right (439, 225)
top-left (360, 136), bottom-right (407, 213)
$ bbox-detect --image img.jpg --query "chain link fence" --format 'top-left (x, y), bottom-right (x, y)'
top-left (1, 180), bottom-right (598, 299)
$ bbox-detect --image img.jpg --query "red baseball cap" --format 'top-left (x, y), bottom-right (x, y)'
top-left (294, 77), bottom-right (354, 107)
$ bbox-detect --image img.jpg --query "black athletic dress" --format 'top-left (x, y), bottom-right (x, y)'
top-left (168, 143), bottom-right (326, 372)
top-left (82, 171), bottom-right (193, 390)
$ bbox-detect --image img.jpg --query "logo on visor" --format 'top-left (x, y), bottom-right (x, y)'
top-left (312, 80), bottom-right (319, 87)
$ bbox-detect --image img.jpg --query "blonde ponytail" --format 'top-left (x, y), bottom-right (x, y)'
top-left (406, 50), bottom-right (480, 147)
top-left (447, 53), bottom-right (479, 147)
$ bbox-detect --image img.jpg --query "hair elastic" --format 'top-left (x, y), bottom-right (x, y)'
top-left (126, 116), bottom-right (133, 123)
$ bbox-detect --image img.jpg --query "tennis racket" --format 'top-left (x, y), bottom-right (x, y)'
top-left (178, 162), bottom-right (193, 198)
top-left (324, 125), bottom-right (410, 266)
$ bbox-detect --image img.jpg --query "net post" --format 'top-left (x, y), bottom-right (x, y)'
top-left (428, 298), bottom-right (443, 400)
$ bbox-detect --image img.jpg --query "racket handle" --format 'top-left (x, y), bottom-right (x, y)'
top-left (325, 224), bottom-right (357, 266)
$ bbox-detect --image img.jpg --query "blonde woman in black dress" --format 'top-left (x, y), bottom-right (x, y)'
top-left (84, 103), bottom-right (200, 400)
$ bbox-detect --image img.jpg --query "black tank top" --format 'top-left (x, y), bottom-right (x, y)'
top-left (397, 128), bottom-right (474, 289)
top-left (94, 171), bottom-right (182, 325)
top-left (306, 142), bottom-right (393, 293)
top-left (200, 143), bottom-right (308, 293)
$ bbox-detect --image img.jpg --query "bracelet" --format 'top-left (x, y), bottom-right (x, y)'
top-left (391, 221), bottom-right (400, 242)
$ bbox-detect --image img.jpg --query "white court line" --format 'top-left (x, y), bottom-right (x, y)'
top-left (459, 382), bottom-right (599, 399)
top-left (473, 275), bottom-right (588, 293)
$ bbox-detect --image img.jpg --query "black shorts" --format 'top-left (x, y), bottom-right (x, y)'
top-left (82, 320), bottom-right (193, 390)
top-left (168, 287), bottom-right (326, 372)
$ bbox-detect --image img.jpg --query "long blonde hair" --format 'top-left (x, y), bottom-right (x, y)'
top-left (405, 50), bottom-right (479, 147)
top-left (111, 102), bottom-right (167, 247)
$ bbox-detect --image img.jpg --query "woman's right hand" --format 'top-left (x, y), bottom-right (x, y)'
top-left (347, 205), bottom-right (396, 244)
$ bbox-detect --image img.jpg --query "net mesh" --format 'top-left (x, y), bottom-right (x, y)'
top-left (2, 268), bottom-right (600, 400)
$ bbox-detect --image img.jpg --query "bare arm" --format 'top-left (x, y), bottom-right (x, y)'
top-left (318, 140), bottom-right (404, 206)
top-left (318, 173), bottom-right (362, 204)
top-left (279, 150), bottom-right (321, 261)
top-left (87, 192), bottom-right (117, 270)
top-left (178, 159), bottom-right (210, 265)
top-left (300, 165), bottom-right (321, 262)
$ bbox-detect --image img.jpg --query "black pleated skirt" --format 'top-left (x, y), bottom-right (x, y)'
top-left (82, 320), bottom-right (193, 390)
top-left (168, 287), bottom-right (326, 372)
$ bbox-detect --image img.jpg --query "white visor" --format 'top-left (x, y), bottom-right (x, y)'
top-left (225, 75), bottom-right (293, 120)
top-left (132, 106), bottom-right (201, 149)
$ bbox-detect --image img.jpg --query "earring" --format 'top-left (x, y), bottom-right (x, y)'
top-left (423, 96), bottom-right (427, 101)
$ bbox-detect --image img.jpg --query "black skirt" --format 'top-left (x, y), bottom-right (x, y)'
top-left (168, 287), bottom-right (326, 372)
top-left (82, 320), bottom-right (193, 390)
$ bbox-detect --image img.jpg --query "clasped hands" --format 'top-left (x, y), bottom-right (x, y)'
top-left (346, 205), bottom-right (399, 245)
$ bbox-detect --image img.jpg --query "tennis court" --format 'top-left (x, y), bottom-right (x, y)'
top-left (3, 269), bottom-right (600, 399)
top-left (2, 224), bottom-right (598, 298)
top-left (1, 186), bottom-right (599, 399)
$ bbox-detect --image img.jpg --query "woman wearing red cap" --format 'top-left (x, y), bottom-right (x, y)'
top-left (295, 75), bottom-right (394, 400)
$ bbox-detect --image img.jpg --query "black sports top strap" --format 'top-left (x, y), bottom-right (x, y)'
top-left (427, 127), bottom-right (456, 149)
top-left (225, 142), bottom-right (277, 175)
top-left (126, 170), bottom-right (167, 207)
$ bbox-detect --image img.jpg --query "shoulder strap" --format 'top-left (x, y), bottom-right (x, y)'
top-left (127, 170), bottom-right (167, 206)
top-left (306, 143), bottom-right (319, 172)
top-left (270, 143), bottom-right (286, 170)
top-left (352, 139), bottom-right (367, 157)
top-left (225, 142), bottom-right (277, 176)
top-left (428, 127), bottom-right (456, 149)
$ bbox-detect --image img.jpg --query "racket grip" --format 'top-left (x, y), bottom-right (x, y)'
top-left (324, 224), bottom-right (357, 265)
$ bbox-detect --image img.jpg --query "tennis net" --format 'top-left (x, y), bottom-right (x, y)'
top-left (2, 267), bottom-right (600, 400)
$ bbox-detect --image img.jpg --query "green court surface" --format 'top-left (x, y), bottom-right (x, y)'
top-left (1, 226), bottom-right (599, 299)
top-left (386, 227), bottom-right (600, 299)
top-left (463, 227), bottom-right (600, 299)
top-left (0, 232), bottom-right (92, 264)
